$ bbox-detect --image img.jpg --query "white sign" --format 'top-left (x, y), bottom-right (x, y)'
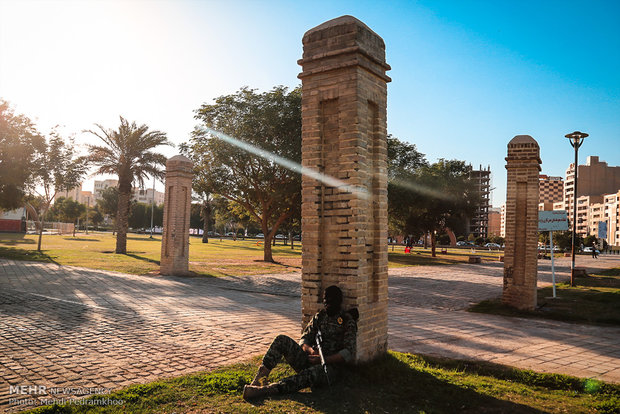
top-left (598, 221), bottom-right (608, 239)
top-left (538, 210), bottom-right (569, 232)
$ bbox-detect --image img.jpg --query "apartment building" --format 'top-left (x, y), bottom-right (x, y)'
top-left (57, 180), bottom-right (164, 206)
top-left (564, 156), bottom-right (620, 220)
top-left (55, 185), bottom-right (94, 205)
top-left (500, 204), bottom-right (506, 238)
top-left (602, 191), bottom-right (620, 246)
top-left (539, 175), bottom-right (563, 203)
top-left (487, 207), bottom-right (501, 237)
top-left (93, 179), bottom-right (164, 205)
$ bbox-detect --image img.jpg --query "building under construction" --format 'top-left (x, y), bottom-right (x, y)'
top-left (469, 165), bottom-right (491, 238)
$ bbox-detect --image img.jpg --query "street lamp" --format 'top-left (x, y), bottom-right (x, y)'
top-left (566, 130), bottom-right (588, 287)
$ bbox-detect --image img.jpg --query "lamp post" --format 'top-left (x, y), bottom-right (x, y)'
top-left (150, 176), bottom-right (155, 239)
top-left (566, 131), bottom-right (588, 287)
top-left (85, 196), bottom-right (90, 235)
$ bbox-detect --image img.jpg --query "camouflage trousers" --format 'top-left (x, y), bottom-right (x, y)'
top-left (262, 335), bottom-right (338, 394)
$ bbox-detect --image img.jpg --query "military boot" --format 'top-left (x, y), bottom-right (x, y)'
top-left (242, 383), bottom-right (278, 400)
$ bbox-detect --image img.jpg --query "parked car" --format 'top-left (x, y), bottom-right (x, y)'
top-left (583, 246), bottom-right (600, 254)
top-left (256, 233), bottom-right (264, 239)
top-left (456, 241), bottom-right (475, 247)
top-left (484, 243), bottom-right (501, 250)
top-left (275, 234), bottom-right (286, 239)
top-left (225, 232), bottom-right (235, 237)
top-left (292, 234), bottom-right (301, 241)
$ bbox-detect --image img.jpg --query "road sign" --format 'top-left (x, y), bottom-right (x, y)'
top-left (538, 210), bottom-right (569, 232)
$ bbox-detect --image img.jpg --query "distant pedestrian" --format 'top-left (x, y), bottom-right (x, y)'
top-left (592, 248), bottom-right (599, 259)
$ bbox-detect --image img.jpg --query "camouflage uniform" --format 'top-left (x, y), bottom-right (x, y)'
top-left (261, 309), bottom-right (357, 393)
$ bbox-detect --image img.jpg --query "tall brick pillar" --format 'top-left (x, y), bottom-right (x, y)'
top-left (298, 15), bottom-right (391, 362)
top-left (160, 155), bottom-right (193, 276)
top-left (502, 136), bottom-right (541, 310)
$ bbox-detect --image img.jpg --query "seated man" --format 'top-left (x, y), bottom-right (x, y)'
top-left (243, 285), bottom-right (357, 399)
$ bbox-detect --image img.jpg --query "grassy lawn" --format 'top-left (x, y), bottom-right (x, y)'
top-left (469, 268), bottom-right (620, 326)
top-left (26, 351), bottom-right (619, 414)
top-left (0, 232), bottom-right (302, 277)
top-left (388, 245), bottom-right (505, 267)
top-left (0, 232), bottom-right (504, 276)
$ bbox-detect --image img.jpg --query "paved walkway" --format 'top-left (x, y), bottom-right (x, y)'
top-left (1, 255), bottom-right (619, 412)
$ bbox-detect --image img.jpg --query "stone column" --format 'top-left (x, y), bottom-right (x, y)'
top-left (160, 155), bottom-right (193, 276)
top-left (298, 15), bottom-right (391, 362)
top-left (502, 135), bottom-right (541, 310)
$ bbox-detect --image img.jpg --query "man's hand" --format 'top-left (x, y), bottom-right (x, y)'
top-left (302, 344), bottom-right (317, 355)
top-left (307, 355), bottom-right (321, 365)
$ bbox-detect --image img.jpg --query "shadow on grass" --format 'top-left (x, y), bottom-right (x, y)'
top-left (127, 236), bottom-right (161, 242)
top-left (0, 246), bottom-right (59, 265)
top-left (0, 236), bottom-right (35, 245)
top-left (62, 237), bottom-right (102, 242)
top-left (273, 353), bottom-right (545, 414)
top-left (125, 253), bottom-right (160, 266)
top-left (388, 252), bottom-right (457, 266)
top-left (469, 274), bottom-right (620, 326)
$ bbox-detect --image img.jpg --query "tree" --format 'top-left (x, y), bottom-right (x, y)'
top-left (0, 100), bottom-right (45, 210)
top-left (182, 86), bottom-right (302, 262)
top-left (24, 132), bottom-right (87, 250)
top-left (387, 135), bottom-right (428, 242)
top-left (554, 231), bottom-right (583, 252)
top-left (389, 155), bottom-right (478, 257)
top-left (96, 186), bottom-right (119, 233)
top-left (88, 205), bottom-right (104, 230)
top-left (52, 197), bottom-right (86, 236)
top-left (583, 234), bottom-right (597, 248)
top-left (86, 117), bottom-right (171, 254)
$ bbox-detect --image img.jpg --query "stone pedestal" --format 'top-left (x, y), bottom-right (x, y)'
top-left (298, 15), bottom-right (391, 362)
top-left (160, 155), bottom-right (193, 276)
top-left (502, 136), bottom-right (541, 310)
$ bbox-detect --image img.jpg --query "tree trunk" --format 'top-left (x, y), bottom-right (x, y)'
top-left (115, 189), bottom-right (131, 254)
top-left (289, 231), bottom-right (294, 249)
top-left (264, 236), bottom-right (274, 262)
top-left (201, 203), bottom-right (210, 243)
top-left (262, 221), bottom-right (274, 262)
top-left (431, 232), bottom-right (437, 258)
top-left (37, 219), bottom-right (43, 251)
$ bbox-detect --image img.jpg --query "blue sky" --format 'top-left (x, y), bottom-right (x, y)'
top-left (1, 0), bottom-right (618, 206)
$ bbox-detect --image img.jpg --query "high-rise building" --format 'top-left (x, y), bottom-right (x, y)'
top-left (602, 191), bottom-right (620, 246)
top-left (93, 179), bottom-right (120, 200)
top-left (500, 204), bottom-right (506, 238)
top-left (539, 175), bottom-right (563, 203)
top-left (488, 207), bottom-right (501, 237)
top-left (469, 165), bottom-right (491, 238)
top-left (564, 156), bottom-right (620, 220)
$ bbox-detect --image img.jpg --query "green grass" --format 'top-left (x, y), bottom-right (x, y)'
top-left (26, 352), bottom-right (619, 414)
top-left (469, 268), bottom-right (620, 326)
top-left (0, 233), bottom-right (497, 276)
top-left (0, 232), bottom-right (302, 277)
top-left (388, 246), bottom-right (505, 267)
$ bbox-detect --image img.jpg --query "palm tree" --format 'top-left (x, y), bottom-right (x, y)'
top-left (86, 117), bottom-right (171, 254)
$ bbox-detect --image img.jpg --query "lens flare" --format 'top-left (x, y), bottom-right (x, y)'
top-left (199, 126), bottom-right (453, 202)
top-left (199, 126), bottom-right (370, 200)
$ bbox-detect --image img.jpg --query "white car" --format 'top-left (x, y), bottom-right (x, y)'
top-left (255, 233), bottom-right (264, 239)
top-left (583, 246), bottom-right (600, 254)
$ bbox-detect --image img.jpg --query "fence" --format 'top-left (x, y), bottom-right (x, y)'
top-left (26, 220), bottom-right (74, 235)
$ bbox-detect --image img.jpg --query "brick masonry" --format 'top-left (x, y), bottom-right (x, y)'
top-left (160, 155), bottom-right (193, 276)
top-left (298, 15), bottom-right (391, 362)
top-left (503, 135), bottom-right (541, 310)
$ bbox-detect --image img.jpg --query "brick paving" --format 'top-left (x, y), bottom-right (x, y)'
top-left (1, 254), bottom-right (619, 412)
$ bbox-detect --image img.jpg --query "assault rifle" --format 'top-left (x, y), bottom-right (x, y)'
top-left (315, 328), bottom-right (331, 389)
